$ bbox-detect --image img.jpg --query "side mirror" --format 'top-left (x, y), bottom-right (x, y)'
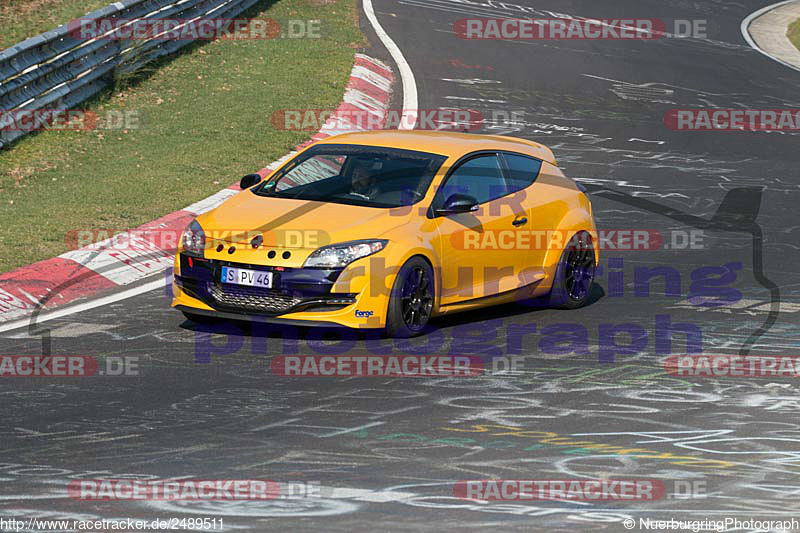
top-left (434, 193), bottom-right (479, 216)
top-left (240, 173), bottom-right (262, 190)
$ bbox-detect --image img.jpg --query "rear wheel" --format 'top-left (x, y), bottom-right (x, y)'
top-left (548, 231), bottom-right (596, 309)
top-left (386, 257), bottom-right (435, 338)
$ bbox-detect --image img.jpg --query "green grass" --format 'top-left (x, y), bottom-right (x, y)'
top-left (0, 0), bottom-right (113, 50)
top-left (0, 0), bottom-right (365, 273)
top-left (789, 18), bottom-right (800, 52)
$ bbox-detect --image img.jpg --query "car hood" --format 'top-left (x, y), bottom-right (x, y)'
top-left (197, 190), bottom-right (408, 247)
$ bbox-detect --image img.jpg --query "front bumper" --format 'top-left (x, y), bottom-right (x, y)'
top-left (171, 253), bottom-right (387, 328)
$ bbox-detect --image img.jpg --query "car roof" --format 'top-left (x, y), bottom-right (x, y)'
top-left (314, 130), bottom-right (557, 165)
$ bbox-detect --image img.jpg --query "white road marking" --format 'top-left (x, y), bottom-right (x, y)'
top-left (328, 487), bottom-right (417, 502)
top-left (5, 322), bottom-right (118, 339)
top-left (628, 138), bottom-right (666, 144)
top-left (320, 421), bottom-right (385, 438)
top-left (362, 0), bottom-right (417, 129)
top-left (0, 278), bottom-right (164, 334)
top-left (441, 78), bottom-right (502, 85)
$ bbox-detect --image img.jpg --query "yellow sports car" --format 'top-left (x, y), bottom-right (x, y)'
top-left (172, 131), bottom-right (598, 337)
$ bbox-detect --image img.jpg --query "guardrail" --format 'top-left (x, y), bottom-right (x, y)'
top-left (0, 0), bottom-right (261, 149)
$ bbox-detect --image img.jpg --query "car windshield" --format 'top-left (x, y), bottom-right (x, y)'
top-left (253, 144), bottom-right (447, 208)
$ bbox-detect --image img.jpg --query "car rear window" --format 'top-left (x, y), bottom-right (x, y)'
top-left (502, 152), bottom-right (542, 192)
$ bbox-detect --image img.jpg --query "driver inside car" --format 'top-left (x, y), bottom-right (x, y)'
top-left (350, 160), bottom-right (380, 200)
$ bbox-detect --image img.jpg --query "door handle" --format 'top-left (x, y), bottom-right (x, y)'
top-left (512, 217), bottom-right (528, 227)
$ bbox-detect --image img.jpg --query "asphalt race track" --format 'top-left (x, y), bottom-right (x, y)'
top-left (2, 0), bottom-right (800, 530)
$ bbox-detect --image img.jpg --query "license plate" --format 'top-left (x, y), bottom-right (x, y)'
top-left (221, 266), bottom-right (272, 289)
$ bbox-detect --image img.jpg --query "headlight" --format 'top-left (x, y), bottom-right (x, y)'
top-left (180, 220), bottom-right (206, 256)
top-left (304, 239), bottom-right (387, 268)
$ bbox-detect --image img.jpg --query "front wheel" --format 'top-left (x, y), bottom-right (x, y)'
top-left (548, 231), bottom-right (596, 309)
top-left (385, 257), bottom-right (435, 338)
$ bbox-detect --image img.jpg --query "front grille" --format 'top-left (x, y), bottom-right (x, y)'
top-left (210, 283), bottom-right (303, 314)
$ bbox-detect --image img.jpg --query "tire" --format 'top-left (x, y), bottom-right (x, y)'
top-left (385, 257), bottom-right (435, 338)
top-left (181, 311), bottom-right (218, 324)
top-left (547, 231), bottom-right (596, 309)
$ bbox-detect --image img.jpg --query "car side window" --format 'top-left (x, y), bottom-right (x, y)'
top-left (438, 154), bottom-right (511, 205)
top-left (501, 152), bottom-right (542, 193)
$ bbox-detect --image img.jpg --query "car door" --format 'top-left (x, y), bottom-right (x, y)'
top-left (432, 152), bottom-right (532, 306)
top-left (498, 151), bottom-right (547, 269)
